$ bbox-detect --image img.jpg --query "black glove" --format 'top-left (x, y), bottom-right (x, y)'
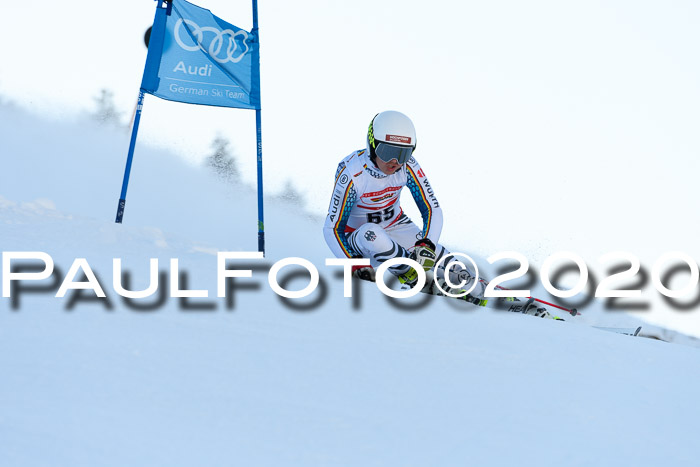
top-left (350, 255), bottom-right (375, 281)
top-left (415, 238), bottom-right (436, 251)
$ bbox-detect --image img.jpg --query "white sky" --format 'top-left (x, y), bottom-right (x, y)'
top-left (2, 0), bottom-right (700, 334)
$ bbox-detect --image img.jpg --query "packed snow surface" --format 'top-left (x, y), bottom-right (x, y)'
top-left (1, 105), bottom-right (700, 466)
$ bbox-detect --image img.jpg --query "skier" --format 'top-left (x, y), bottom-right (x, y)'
top-left (322, 110), bottom-right (558, 319)
top-left (322, 110), bottom-right (475, 292)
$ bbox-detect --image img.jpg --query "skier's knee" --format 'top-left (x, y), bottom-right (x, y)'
top-left (353, 223), bottom-right (395, 254)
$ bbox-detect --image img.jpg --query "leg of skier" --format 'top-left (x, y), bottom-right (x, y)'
top-left (386, 224), bottom-right (560, 319)
top-left (349, 220), bottom-right (556, 318)
top-left (347, 223), bottom-right (413, 279)
top-left (379, 221), bottom-right (486, 299)
top-left (348, 219), bottom-right (485, 298)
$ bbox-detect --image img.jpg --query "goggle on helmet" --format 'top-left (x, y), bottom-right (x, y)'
top-left (367, 110), bottom-right (417, 165)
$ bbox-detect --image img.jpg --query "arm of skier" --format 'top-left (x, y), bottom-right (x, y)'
top-left (323, 163), bottom-right (359, 258)
top-left (405, 158), bottom-right (443, 245)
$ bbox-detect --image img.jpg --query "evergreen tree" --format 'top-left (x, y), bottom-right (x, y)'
top-left (278, 180), bottom-right (305, 207)
top-left (92, 88), bottom-right (122, 126)
top-left (206, 135), bottom-right (240, 183)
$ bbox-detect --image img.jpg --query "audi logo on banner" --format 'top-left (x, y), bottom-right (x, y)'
top-left (174, 18), bottom-right (250, 64)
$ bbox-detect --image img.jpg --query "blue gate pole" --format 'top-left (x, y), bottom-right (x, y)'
top-left (115, 89), bottom-right (146, 223)
top-left (255, 109), bottom-right (265, 255)
top-left (253, 0), bottom-right (265, 255)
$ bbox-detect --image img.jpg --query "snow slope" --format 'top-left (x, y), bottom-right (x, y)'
top-left (2, 105), bottom-right (700, 466)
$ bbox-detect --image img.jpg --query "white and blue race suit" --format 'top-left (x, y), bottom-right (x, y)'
top-left (323, 149), bottom-right (446, 277)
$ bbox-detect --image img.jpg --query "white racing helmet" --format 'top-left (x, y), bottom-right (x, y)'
top-left (367, 111), bottom-right (416, 164)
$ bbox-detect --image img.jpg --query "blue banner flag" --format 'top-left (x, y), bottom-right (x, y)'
top-left (117, 0), bottom-right (265, 255)
top-left (141, 0), bottom-right (260, 109)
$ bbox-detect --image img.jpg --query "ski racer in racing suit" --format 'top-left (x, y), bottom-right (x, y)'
top-left (322, 110), bottom-right (563, 319)
top-left (322, 110), bottom-right (462, 287)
